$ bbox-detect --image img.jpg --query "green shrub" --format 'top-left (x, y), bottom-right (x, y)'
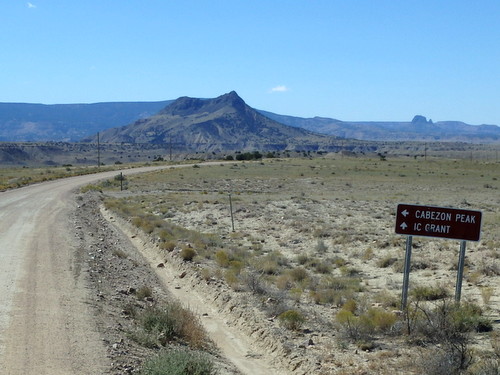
top-left (215, 250), bottom-right (230, 267)
top-left (342, 299), bottom-right (357, 313)
top-left (336, 309), bottom-right (373, 341)
top-left (289, 266), bottom-right (309, 282)
top-left (408, 299), bottom-right (493, 373)
top-left (140, 348), bottom-right (214, 375)
top-left (180, 246), bottom-right (196, 261)
top-left (336, 307), bottom-right (397, 340)
top-left (278, 310), bottom-right (306, 331)
top-left (138, 303), bottom-right (209, 349)
top-left (366, 308), bottom-right (398, 332)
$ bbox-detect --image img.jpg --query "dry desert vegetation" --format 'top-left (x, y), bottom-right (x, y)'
top-left (84, 154), bottom-right (499, 374)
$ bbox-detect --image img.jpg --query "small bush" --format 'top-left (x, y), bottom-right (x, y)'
top-left (224, 270), bottom-right (241, 290)
top-left (289, 266), bottom-right (309, 282)
top-left (242, 271), bottom-right (267, 295)
top-left (342, 299), bottom-right (357, 313)
top-left (138, 303), bottom-right (209, 349)
top-left (180, 246), bottom-right (196, 261)
top-left (315, 262), bottom-right (332, 274)
top-left (278, 310), bottom-right (306, 331)
top-left (160, 241), bottom-right (176, 252)
top-left (296, 254), bottom-right (309, 265)
top-left (336, 309), bottom-right (373, 341)
top-left (366, 308), bottom-right (398, 332)
top-left (215, 250), bottom-right (230, 267)
top-left (336, 307), bottom-right (397, 340)
top-left (140, 348), bottom-right (214, 375)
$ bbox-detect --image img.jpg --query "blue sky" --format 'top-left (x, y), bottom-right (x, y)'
top-left (1, 1), bottom-right (499, 125)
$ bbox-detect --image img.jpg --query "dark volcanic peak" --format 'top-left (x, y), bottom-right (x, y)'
top-left (93, 91), bottom-right (335, 152)
top-left (160, 91), bottom-right (246, 117)
top-left (160, 96), bottom-right (205, 116)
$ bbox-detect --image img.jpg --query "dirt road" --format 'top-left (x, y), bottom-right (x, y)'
top-left (0, 164), bottom-right (281, 374)
top-left (0, 169), bottom-right (153, 374)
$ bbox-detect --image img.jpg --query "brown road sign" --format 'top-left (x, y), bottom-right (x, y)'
top-left (395, 204), bottom-right (482, 241)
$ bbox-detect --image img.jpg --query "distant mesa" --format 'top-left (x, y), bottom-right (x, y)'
top-left (411, 115), bottom-right (433, 125)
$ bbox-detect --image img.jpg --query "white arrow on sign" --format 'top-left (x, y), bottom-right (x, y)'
top-left (400, 222), bottom-right (408, 230)
top-left (401, 209), bottom-right (409, 217)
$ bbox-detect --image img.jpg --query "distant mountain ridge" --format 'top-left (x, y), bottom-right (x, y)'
top-left (259, 111), bottom-right (500, 144)
top-left (88, 91), bottom-right (336, 152)
top-left (0, 93), bottom-right (499, 144)
top-left (0, 100), bottom-right (172, 141)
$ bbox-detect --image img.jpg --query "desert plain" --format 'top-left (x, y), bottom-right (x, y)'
top-left (73, 153), bottom-right (499, 374)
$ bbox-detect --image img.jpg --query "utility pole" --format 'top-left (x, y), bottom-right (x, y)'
top-left (97, 132), bottom-right (101, 168)
top-left (169, 135), bottom-right (172, 161)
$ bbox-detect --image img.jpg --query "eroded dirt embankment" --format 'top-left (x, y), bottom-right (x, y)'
top-left (96, 197), bottom-right (323, 374)
top-left (73, 191), bottom-right (324, 374)
top-left (72, 192), bottom-right (240, 374)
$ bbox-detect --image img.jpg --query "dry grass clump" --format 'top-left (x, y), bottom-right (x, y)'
top-left (278, 310), bottom-right (306, 331)
top-left (131, 301), bottom-right (211, 350)
top-left (310, 275), bottom-right (362, 306)
top-left (410, 284), bottom-right (450, 301)
top-left (336, 306), bottom-right (398, 341)
top-left (179, 246), bottom-right (196, 261)
top-left (140, 348), bottom-right (214, 375)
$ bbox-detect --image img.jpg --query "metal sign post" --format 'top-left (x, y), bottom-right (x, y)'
top-left (395, 204), bottom-right (482, 309)
top-left (401, 235), bottom-right (413, 311)
top-left (455, 240), bottom-right (467, 303)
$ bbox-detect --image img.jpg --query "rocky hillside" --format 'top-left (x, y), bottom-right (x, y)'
top-left (87, 91), bottom-right (337, 152)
